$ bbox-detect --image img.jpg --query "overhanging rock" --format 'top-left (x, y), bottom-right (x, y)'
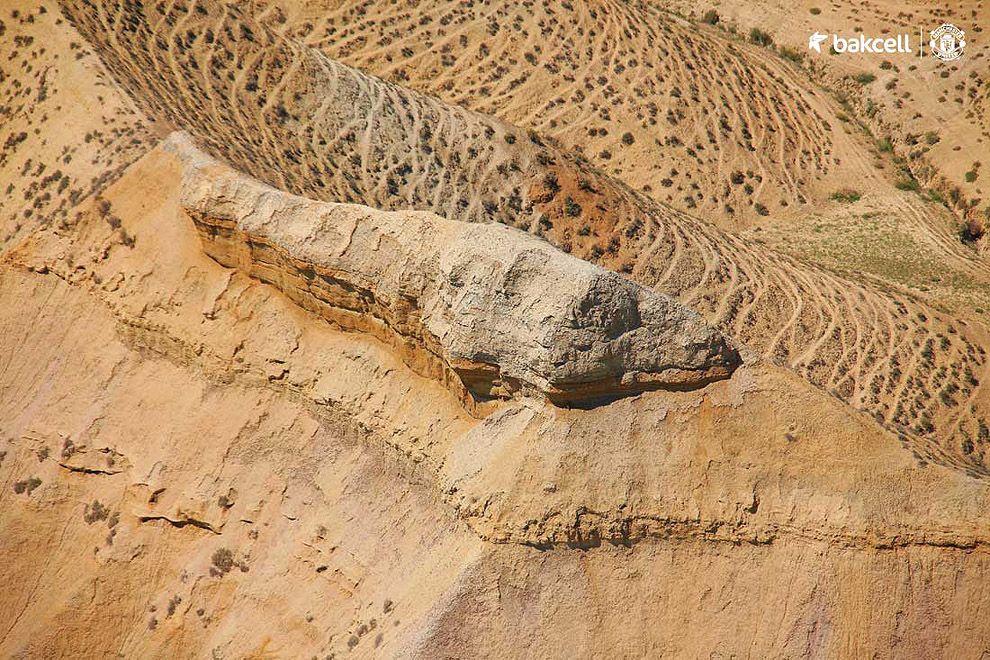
top-left (167, 133), bottom-right (740, 411)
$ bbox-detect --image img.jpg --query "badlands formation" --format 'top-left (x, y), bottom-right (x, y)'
top-left (1, 0), bottom-right (989, 657)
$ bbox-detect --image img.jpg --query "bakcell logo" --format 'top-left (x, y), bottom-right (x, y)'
top-left (808, 32), bottom-right (913, 54)
top-left (808, 32), bottom-right (828, 53)
top-left (807, 24), bottom-right (966, 60)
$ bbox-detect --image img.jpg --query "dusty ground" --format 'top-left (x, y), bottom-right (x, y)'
top-left (2, 0), bottom-right (990, 657)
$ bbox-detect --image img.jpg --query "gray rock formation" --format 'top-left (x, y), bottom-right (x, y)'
top-left (168, 133), bottom-right (739, 409)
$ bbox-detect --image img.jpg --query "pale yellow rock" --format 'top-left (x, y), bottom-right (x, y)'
top-left (1, 140), bottom-right (989, 659)
top-left (2, 0), bottom-right (990, 657)
top-left (170, 133), bottom-right (739, 408)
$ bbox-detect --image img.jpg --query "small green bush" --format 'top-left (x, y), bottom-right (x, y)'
top-left (564, 196), bottom-right (582, 217)
top-left (895, 178), bottom-right (920, 192)
top-left (12, 476), bottom-right (41, 495)
top-left (830, 189), bottom-right (862, 203)
top-left (84, 500), bottom-right (109, 524)
top-left (211, 548), bottom-right (235, 576)
top-left (749, 27), bottom-right (773, 47)
top-left (779, 46), bottom-right (803, 63)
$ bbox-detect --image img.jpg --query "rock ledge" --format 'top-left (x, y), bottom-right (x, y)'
top-left (168, 133), bottom-right (739, 410)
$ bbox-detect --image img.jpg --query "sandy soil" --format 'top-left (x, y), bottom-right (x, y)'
top-left (2, 0), bottom-right (990, 656)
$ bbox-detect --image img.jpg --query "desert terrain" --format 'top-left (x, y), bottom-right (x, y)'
top-left (1, 0), bottom-right (990, 657)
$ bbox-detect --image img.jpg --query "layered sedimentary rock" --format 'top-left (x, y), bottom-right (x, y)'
top-left (170, 134), bottom-right (739, 409)
top-left (4, 137), bottom-right (990, 657)
top-left (55, 0), bottom-right (990, 476)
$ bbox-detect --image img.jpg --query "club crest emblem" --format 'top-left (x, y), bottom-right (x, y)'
top-left (929, 24), bottom-right (965, 62)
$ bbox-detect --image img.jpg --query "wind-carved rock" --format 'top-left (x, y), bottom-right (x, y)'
top-left (168, 134), bottom-right (739, 411)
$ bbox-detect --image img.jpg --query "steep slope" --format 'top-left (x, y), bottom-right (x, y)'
top-left (58, 0), bottom-right (990, 477)
top-left (3, 137), bottom-right (990, 657)
top-left (655, 0), bottom-right (990, 314)
top-left (251, 0), bottom-right (990, 314)
top-left (255, 0), bottom-right (858, 227)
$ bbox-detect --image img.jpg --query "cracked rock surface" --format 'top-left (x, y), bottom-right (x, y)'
top-left (172, 133), bottom-right (739, 408)
top-left (3, 0), bottom-right (990, 656)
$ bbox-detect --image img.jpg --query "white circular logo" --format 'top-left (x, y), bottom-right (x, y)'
top-left (929, 24), bottom-right (965, 61)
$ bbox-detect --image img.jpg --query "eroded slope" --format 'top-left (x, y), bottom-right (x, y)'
top-left (257, 0), bottom-right (853, 226)
top-left (174, 134), bottom-right (738, 408)
top-left (2, 140), bottom-right (990, 657)
top-left (252, 0), bottom-right (990, 314)
top-left (666, 0), bottom-right (990, 226)
top-left (57, 0), bottom-right (990, 476)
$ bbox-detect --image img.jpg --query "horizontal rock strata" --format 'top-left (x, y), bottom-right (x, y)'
top-left (168, 134), bottom-right (739, 410)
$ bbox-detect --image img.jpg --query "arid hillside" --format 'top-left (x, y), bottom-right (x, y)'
top-left (3, 0), bottom-right (990, 657)
top-left (666, 0), bottom-right (990, 223)
top-left (10, 0), bottom-right (986, 313)
top-left (254, 0), bottom-right (870, 226)
top-left (4, 131), bottom-right (990, 658)
top-left (55, 0), bottom-right (990, 476)
top-left (657, 0), bottom-right (990, 314)
top-left (246, 0), bottom-right (990, 310)
top-left (0, 1), bottom-right (153, 251)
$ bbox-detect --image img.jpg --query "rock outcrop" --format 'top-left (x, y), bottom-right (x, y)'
top-left (170, 134), bottom-right (739, 409)
top-left (54, 0), bottom-right (990, 476)
top-left (4, 137), bottom-right (990, 658)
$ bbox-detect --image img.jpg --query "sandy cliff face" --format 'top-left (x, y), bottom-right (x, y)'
top-left (3, 0), bottom-right (990, 657)
top-left (3, 134), bottom-right (990, 658)
top-left (53, 0), bottom-right (990, 477)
